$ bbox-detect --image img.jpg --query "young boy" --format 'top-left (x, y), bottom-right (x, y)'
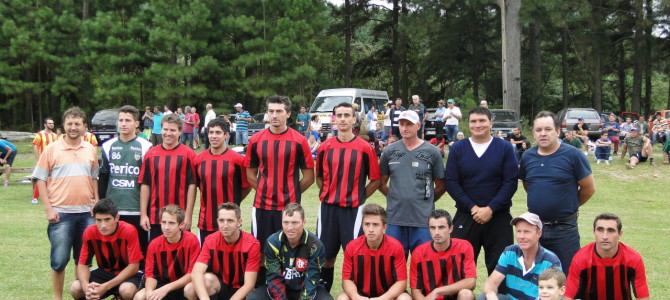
top-left (135, 205), bottom-right (200, 300)
top-left (594, 132), bottom-right (612, 164)
top-left (538, 268), bottom-right (566, 300)
top-left (70, 199), bottom-right (143, 300)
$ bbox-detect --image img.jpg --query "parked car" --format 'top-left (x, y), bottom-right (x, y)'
top-left (90, 108), bottom-right (119, 145)
top-left (249, 113), bottom-right (266, 137)
top-left (557, 108), bottom-right (603, 138)
top-left (490, 109), bottom-right (520, 136)
top-left (423, 108), bottom-right (440, 139)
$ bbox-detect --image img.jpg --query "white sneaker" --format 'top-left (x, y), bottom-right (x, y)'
top-left (605, 160), bottom-right (610, 165)
top-left (596, 160), bottom-right (601, 164)
top-left (31, 198), bottom-right (39, 205)
top-left (583, 151), bottom-right (588, 156)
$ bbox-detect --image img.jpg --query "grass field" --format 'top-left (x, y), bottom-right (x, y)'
top-left (0, 140), bottom-right (668, 299)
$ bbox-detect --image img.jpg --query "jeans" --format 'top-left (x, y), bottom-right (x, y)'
top-left (540, 215), bottom-right (580, 274)
top-left (386, 224), bottom-right (431, 256)
top-left (236, 130), bottom-right (249, 145)
top-left (181, 133), bottom-right (194, 148)
top-left (47, 212), bottom-right (93, 271)
top-left (595, 146), bottom-right (611, 160)
top-left (445, 124), bottom-right (458, 142)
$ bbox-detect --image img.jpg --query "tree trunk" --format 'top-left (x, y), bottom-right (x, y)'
top-left (344, 0), bottom-right (352, 87)
top-left (631, 0), bottom-right (643, 113)
top-left (589, 0), bottom-right (603, 111)
top-left (562, 28), bottom-right (569, 107)
top-left (643, 0), bottom-right (653, 115)
top-left (618, 42), bottom-right (626, 113)
top-left (400, 0), bottom-right (409, 100)
top-left (529, 20), bottom-right (542, 116)
top-left (391, 0), bottom-right (400, 98)
top-left (498, 0), bottom-right (522, 115)
top-left (82, 0), bottom-right (89, 20)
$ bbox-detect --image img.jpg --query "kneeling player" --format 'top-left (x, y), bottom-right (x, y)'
top-left (410, 209), bottom-right (476, 300)
top-left (70, 199), bottom-right (143, 300)
top-left (338, 204), bottom-right (411, 300)
top-left (134, 205), bottom-right (200, 300)
top-left (185, 203), bottom-right (260, 300)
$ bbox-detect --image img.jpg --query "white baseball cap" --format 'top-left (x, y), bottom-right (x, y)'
top-left (398, 110), bottom-right (420, 124)
top-left (234, 103), bottom-right (243, 108)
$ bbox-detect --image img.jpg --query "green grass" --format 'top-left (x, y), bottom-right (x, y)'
top-left (1, 141), bottom-right (668, 298)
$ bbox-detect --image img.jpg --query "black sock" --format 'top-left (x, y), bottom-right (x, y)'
top-left (321, 267), bottom-right (335, 291)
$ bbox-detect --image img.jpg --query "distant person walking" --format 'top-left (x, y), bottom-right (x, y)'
top-left (234, 103), bottom-right (252, 146)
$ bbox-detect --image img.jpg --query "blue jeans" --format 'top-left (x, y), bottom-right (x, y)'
top-left (386, 225), bottom-right (431, 256)
top-left (445, 125), bottom-right (458, 142)
top-left (595, 146), bottom-right (611, 160)
top-left (181, 133), bottom-right (194, 148)
top-left (540, 215), bottom-right (580, 274)
top-left (236, 130), bottom-right (249, 145)
top-left (47, 212), bottom-right (93, 271)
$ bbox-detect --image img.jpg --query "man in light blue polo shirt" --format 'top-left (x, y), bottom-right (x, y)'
top-left (480, 212), bottom-right (561, 300)
top-left (234, 103), bottom-right (252, 146)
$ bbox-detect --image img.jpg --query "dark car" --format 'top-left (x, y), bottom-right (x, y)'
top-left (90, 109), bottom-right (119, 145)
top-left (249, 113), bottom-right (266, 137)
top-left (557, 108), bottom-right (603, 138)
top-left (490, 109), bottom-right (520, 135)
top-left (423, 108), bottom-right (441, 139)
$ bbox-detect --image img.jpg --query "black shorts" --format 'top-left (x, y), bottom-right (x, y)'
top-left (317, 203), bottom-right (363, 259)
top-left (251, 208), bottom-right (283, 245)
top-left (199, 229), bottom-right (217, 245)
top-left (632, 152), bottom-right (648, 162)
top-left (215, 283), bottom-right (239, 300)
top-left (88, 268), bottom-right (142, 299)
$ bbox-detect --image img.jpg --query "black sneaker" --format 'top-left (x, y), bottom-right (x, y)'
top-left (649, 157), bottom-right (655, 166)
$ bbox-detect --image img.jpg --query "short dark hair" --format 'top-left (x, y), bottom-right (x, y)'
top-left (283, 203), bottom-right (305, 220)
top-left (429, 209), bottom-right (453, 227)
top-left (63, 106), bottom-right (87, 122)
top-left (44, 117), bottom-right (54, 125)
top-left (533, 111), bottom-right (560, 130)
top-left (266, 95), bottom-right (292, 112)
top-left (162, 113), bottom-right (183, 130)
top-left (218, 202), bottom-right (241, 219)
top-left (468, 107), bottom-right (492, 120)
top-left (92, 199), bottom-right (118, 217)
top-left (539, 268), bottom-right (566, 286)
top-left (593, 213), bottom-right (622, 233)
top-left (207, 117), bottom-right (230, 133)
top-left (362, 203), bottom-right (386, 224)
top-left (160, 204), bottom-right (185, 223)
top-left (333, 102), bottom-right (355, 115)
top-left (118, 105), bottom-right (140, 121)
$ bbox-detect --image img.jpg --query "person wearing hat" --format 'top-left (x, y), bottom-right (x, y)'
top-left (234, 103), bottom-right (253, 146)
top-left (572, 117), bottom-right (589, 151)
top-left (444, 99), bottom-right (462, 142)
top-left (481, 212), bottom-right (562, 300)
top-left (379, 110), bottom-right (446, 255)
top-left (620, 126), bottom-right (653, 168)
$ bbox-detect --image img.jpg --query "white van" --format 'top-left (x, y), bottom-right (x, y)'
top-left (308, 88), bottom-right (390, 136)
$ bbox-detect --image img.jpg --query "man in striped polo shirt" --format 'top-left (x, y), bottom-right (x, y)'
top-left (481, 212), bottom-right (561, 300)
top-left (32, 106), bottom-right (100, 300)
top-left (234, 102), bottom-right (252, 146)
top-left (31, 117), bottom-right (58, 204)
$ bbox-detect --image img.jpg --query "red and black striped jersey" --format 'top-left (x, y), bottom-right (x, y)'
top-left (410, 239), bottom-right (477, 299)
top-left (78, 221), bottom-right (143, 275)
top-left (316, 136), bottom-right (381, 208)
top-left (342, 234), bottom-right (407, 297)
top-left (565, 242), bottom-right (649, 300)
top-left (194, 149), bottom-right (250, 231)
top-left (138, 144), bottom-right (196, 224)
top-left (244, 128), bottom-right (314, 211)
top-left (145, 231), bottom-right (200, 283)
top-left (197, 230), bottom-right (261, 289)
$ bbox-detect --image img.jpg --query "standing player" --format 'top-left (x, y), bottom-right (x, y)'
top-left (32, 107), bottom-right (99, 300)
top-left (185, 203), bottom-right (261, 300)
top-left (245, 95), bottom-right (314, 246)
top-left (99, 105), bottom-right (153, 254)
top-left (338, 203), bottom-right (410, 300)
top-left (315, 102), bottom-right (381, 291)
top-left (31, 117), bottom-right (58, 203)
top-left (194, 118), bottom-right (250, 242)
top-left (135, 205), bottom-right (200, 300)
top-left (565, 213), bottom-right (649, 300)
top-left (139, 114), bottom-right (197, 241)
top-left (379, 110), bottom-right (446, 255)
top-left (410, 209), bottom-right (476, 300)
top-left (70, 199), bottom-right (143, 300)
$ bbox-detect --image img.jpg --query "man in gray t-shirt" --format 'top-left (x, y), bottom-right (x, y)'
top-left (379, 110), bottom-right (445, 255)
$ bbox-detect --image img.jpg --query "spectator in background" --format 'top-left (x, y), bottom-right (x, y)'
top-left (448, 131), bottom-right (466, 148)
top-left (390, 98), bottom-right (406, 138)
top-left (296, 105), bottom-right (310, 135)
top-left (620, 117), bottom-right (635, 141)
top-left (163, 105), bottom-right (173, 115)
top-left (151, 106), bottom-right (163, 146)
top-left (562, 131), bottom-right (583, 150)
top-left (182, 107), bottom-right (195, 148)
top-left (506, 126), bottom-right (528, 162)
top-left (367, 105), bottom-right (378, 136)
top-left (202, 103), bottom-right (216, 148)
top-left (621, 127), bottom-right (653, 169)
top-left (309, 114), bottom-right (322, 141)
top-left (383, 101), bottom-right (394, 139)
top-left (408, 95), bottom-right (427, 138)
top-left (234, 103), bottom-right (252, 146)
top-left (479, 100), bottom-right (489, 108)
top-left (82, 123), bottom-right (99, 147)
top-left (652, 113), bottom-right (669, 164)
top-left (444, 99), bottom-right (462, 142)
top-left (191, 106), bottom-right (201, 149)
top-left (308, 134), bottom-right (320, 160)
top-left (31, 117), bottom-right (58, 204)
top-left (637, 114), bottom-right (649, 137)
top-left (142, 106), bottom-right (154, 140)
top-left (572, 117), bottom-right (589, 145)
top-left (594, 131), bottom-right (612, 164)
top-left (433, 100), bottom-right (447, 139)
top-left (604, 114), bottom-right (621, 155)
top-left (0, 136), bottom-right (17, 187)
top-left (177, 107), bottom-right (185, 121)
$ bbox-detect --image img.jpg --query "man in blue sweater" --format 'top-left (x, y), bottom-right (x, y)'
top-left (445, 107), bottom-right (519, 275)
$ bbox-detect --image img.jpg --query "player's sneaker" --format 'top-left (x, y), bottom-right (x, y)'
top-left (31, 198), bottom-right (39, 205)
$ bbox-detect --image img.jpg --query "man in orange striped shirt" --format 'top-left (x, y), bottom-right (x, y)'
top-left (32, 107), bottom-right (100, 300)
top-left (31, 117), bottom-right (58, 204)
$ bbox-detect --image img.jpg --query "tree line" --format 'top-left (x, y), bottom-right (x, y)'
top-left (2, 0), bottom-right (670, 131)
